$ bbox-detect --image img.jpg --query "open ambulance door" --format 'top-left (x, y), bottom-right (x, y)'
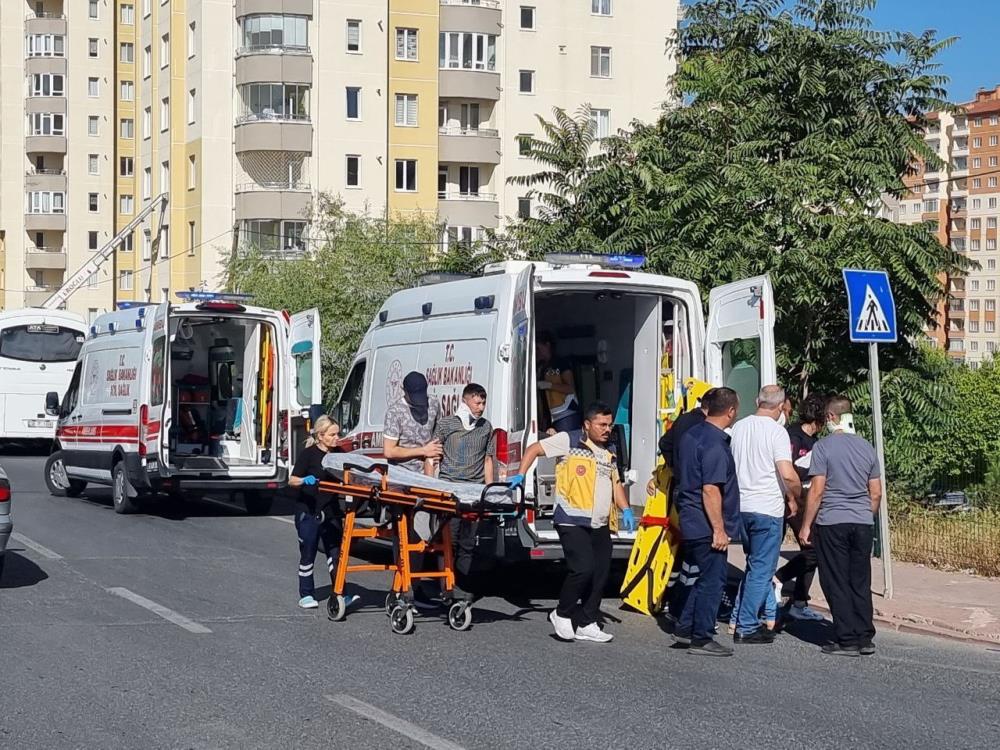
top-left (705, 276), bottom-right (776, 419)
top-left (288, 309), bottom-right (323, 462)
top-left (506, 265), bottom-right (536, 482)
top-left (149, 301), bottom-right (171, 466)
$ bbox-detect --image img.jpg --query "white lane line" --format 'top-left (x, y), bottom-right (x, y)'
top-left (269, 516), bottom-right (295, 525)
top-left (106, 587), bottom-right (212, 634)
top-left (325, 694), bottom-right (467, 750)
top-left (11, 531), bottom-right (63, 560)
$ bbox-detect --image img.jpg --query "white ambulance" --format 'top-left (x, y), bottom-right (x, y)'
top-left (43, 293), bottom-right (322, 514)
top-left (329, 255), bottom-right (775, 560)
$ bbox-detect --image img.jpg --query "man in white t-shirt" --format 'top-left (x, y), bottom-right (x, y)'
top-left (729, 385), bottom-right (802, 644)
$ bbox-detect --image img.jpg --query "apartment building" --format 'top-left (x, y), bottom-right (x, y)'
top-left (0, 0), bottom-right (116, 320)
top-left (882, 85), bottom-right (1000, 366)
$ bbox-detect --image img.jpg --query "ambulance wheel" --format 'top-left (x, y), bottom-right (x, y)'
top-left (385, 592), bottom-right (402, 616)
top-left (448, 602), bottom-right (473, 632)
top-left (243, 491), bottom-right (274, 515)
top-left (44, 452), bottom-right (86, 498)
top-left (389, 605), bottom-right (415, 635)
top-left (327, 595), bottom-right (348, 622)
top-left (112, 462), bottom-right (141, 514)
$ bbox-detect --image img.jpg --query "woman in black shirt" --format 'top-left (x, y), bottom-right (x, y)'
top-left (290, 416), bottom-right (358, 610)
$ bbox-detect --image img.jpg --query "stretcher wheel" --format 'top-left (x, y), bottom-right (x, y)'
top-left (389, 605), bottom-right (415, 635)
top-left (327, 595), bottom-right (347, 622)
top-left (448, 602), bottom-right (473, 632)
top-left (385, 592), bottom-right (401, 616)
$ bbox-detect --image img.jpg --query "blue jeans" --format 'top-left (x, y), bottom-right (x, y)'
top-left (732, 512), bottom-right (783, 635)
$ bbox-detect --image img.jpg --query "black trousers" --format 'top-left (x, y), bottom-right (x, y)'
top-left (556, 524), bottom-right (612, 626)
top-left (676, 538), bottom-right (728, 645)
top-left (776, 513), bottom-right (818, 604)
top-left (815, 523), bottom-right (876, 647)
top-left (448, 517), bottom-right (478, 598)
top-left (295, 509), bottom-right (343, 598)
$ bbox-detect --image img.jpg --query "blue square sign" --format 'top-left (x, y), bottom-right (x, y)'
top-left (843, 269), bottom-right (897, 343)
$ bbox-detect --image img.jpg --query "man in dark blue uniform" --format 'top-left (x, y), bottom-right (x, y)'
top-left (674, 387), bottom-right (741, 657)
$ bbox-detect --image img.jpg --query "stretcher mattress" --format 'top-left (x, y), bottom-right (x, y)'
top-left (320, 452), bottom-right (513, 507)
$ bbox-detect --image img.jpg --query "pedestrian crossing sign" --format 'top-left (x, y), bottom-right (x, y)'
top-left (842, 269), bottom-right (897, 343)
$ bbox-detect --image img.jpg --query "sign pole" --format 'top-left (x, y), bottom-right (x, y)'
top-left (868, 342), bottom-right (894, 599)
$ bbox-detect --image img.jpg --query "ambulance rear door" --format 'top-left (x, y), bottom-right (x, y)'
top-left (507, 264), bottom-right (536, 480)
top-left (288, 308), bottom-right (322, 461)
top-left (148, 301), bottom-right (170, 466)
top-left (705, 275), bottom-right (776, 418)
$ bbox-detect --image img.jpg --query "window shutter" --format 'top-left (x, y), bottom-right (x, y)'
top-left (396, 30), bottom-right (405, 58)
top-left (407, 95), bottom-right (417, 126)
top-left (395, 95), bottom-right (405, 124)
top-left (348, 23), bottom-right (360, 50)
top-left (407, 31), bottom-right (417, 58)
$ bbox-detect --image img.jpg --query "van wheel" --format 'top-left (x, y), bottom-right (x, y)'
top-left (112, 462), bottom-right (141, 514)
top-left (243, 491), bottom-right (274, 515)
top-left (44, 452), bottom-right (87, 498)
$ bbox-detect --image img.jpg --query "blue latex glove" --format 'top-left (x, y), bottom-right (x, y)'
top-left (507, 474), bottom-right (525, 488)
top-left (301, 475), bottom-right (318, 486)
top-left (620, 507), bottom-right (637, 533)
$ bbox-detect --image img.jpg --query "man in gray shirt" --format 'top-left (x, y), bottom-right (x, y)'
top-left (800, 395), bottom-right (882, 657)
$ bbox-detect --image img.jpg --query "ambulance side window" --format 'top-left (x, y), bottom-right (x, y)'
top-left (510, 321), bottom-right (528, 432)
top-left (150, 336), bottom-right (166, 407)
top-left (337, 360), bottom-right (366, 433)
top-left (723, 339), bottom-right (761, 420)
top-left (61, 361), bottom-right (83, 418)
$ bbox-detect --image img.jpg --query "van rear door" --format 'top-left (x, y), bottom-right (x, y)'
top-left (148, 302), bottom-right (170, 465)
top-left (288, 309), bottom-right (322, 460)
top-left (507, 265), bottom-right (535, 475)
top-left (705, 275), bottom-right (776, 417)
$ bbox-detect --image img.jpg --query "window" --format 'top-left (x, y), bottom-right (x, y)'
top-left (143, 46), bottom-right (151, 78)
top-left (142, 107), bottom-right (151, 139)
top-left (517, 134), bottom-right (532, 156)
top-left (972, 239), bottom-right (981, 251)
top-left (142, 229), bottom-right (152, 260)
top-left (520, 7), bottom-right (535, 29)
top-left (347, 20), bottom-right (361, 53)
top-left (519, 70), bottom-right (535, 93)
top-left (30, 74), bottom-right (64, 97)
top-left (346, 87), bottom-right (361, 120)
top-left (120, 157), bottom-right (134, 176)
top-left (161, 225), bottom-right (169, 258)
top-left (142, 167), bottom-right (151, 199)
top-left (120, 194), bottom-right (134, 214)
top-left (973, 199), bottom-right (982, 209)
top-left (969, 300), bottom-right (980, 311)
top-left (590, 46), bottom-right (611, 77)
top-left (187, 154), bottom-right (196, 190)
top-left (993, 115), bottom-right (1000, 126)
top-left (988, 300), bottom-right (997, 312)
top-left (972, 218), bottom-right (982, 230)
top-left (974, 117), bottom-right (983, 127)
top-left (438, 32), bottom-right (497, 71)
top-left (948, 339), bottom-right (964, 353)
top-left (591, 108), bottom-right (611, 139)
top-left (923, 199), bottom-right (938, 212)
top-left (187, 221), bottom-right (197, 256)
top-left (88, 116), bottom-right (99, 136)
top-left (396, 28), bottom-right (418, 60)
top-left (336, 361), bottom-right (367, 433)
top-left (438, 165), bottom-right (448, 197)
top-left (241, 14), bottom-right (309, 49)
top-left (28, 113), bottom-right (64, 136)
top-left (120, 118), bottom-right (134, 139)
top-left (238, 83), bottom-right (310, 121)
top-left (990, 341), bottom-right (998, 353)
top-left (991, 177), bottom-right (999, 188)
top-left (88, 154), bottom-right (99, 175)
top-left (26, 35), bottom-right (65, 57)
top-left (518, 197), bottom-right (531, 219)
top-left (592, 0), bottom-right (612, 15)
top-left (119, 270), bottom-right (134, 291)
top-left (992, 136), bottom-right (999, 147)
top-left (160, 34), bottom-right (169, 67)
top-left (395, 159), bottom-right (416, 192)
top-left (395, 94), bottom-right (417, 127)
top-left (988, 321), bottom-right (997, 334)
top-left (160, 161), bottom-right (170, 192)
top-left (120, 43), bottom-right (134, 63)
top-left (121, 4), bottom-right (134, 25)
top-left (160, 97), bottom-right (169, 131)
top-left (89, 231), bottom-right (99, 251)
top-left (459, 166), bottom-right (480, 195)
top-left (991, 260), bottom-right (998, 270)
top-left (972, 280), bottom-right (980, 291)
top-left (26, 191), bottom-right (65, 214)
top-left (143, 0), bottom-right (150, 18)
top-left (89, 38), bottom-right (98, 57)
top-left (973, 178), bottom-right (982, 189)
top-left (120, 80), bottom-right (134, 101)
top-left (88, 193), bottom-right (99, 212)
top-left (990, 218), bottom-right (998, 229)
top-left (187, 89), bottom-right (196, 124)
top-left (346, 155), bottom-right (361, 187)
top-left (188, 22), bottom-right (196, 58)
top-left (240, 219), bottom-right (307, 255)
top-left (89, 0), bottom-right (99, 18)
top-left (992, 157), bottom-right (999, 167)
top-left (989, 280), bottom-right (997, 292)
top-left (989, 239), bottom-right (998, 251)
top-left (439, 103), bottom-right (448, 128)
top-left (968, 321), bottom-right (979, 333)
top-left (459, 102), bottom-right (480, 130)
top-left (974, 137), bottom-right (982, 148)
top-left (974, 158), bottom-right (982, 168)
top-left (992, 198), bottom-right (999, 209)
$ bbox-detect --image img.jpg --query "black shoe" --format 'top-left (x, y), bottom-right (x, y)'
top-left (688, 640), bottom-right (734, 657)
top-left (734, 628), bottom-right (776, 644)
top-left (671, 630), bottom-right (692, 645)
top-left (821, 643), bottom-right (860, 657)
top-left (859, 641), bottom-right (876, 656)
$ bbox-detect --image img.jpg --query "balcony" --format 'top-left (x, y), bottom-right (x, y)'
top-left (25, 135), bottom-right (66, 154)
top-left (438, 191), bottom-right (499, 228)
top-left (953, 141), bottom-right (969, 155)
top-left (234, 114), bottom-right (312, 154)
top-left (25, 168), bottom-right (66, 192)
top-left (439, 69), bottom-right (501, 101)
top-left (25, 56), bottom-right (66, 76)
top-left (24, 213), bottom-right (66, 232)
top-left (440, 0), bottom-right (502, 35)
top-left (23, 285), bottom-right (58, 307)
top-left (235, 49), bottom-right (312, 86)
top-left (25, 13), bottom-right (66, 36)
top-left (235, 181), bottom-right (311, 222)
top-left (235, 0), bottom-right (313, 17)
top-left (24, 248), bottom-right (66, 271)
top-left (438, 127), bottom-right (501, 164)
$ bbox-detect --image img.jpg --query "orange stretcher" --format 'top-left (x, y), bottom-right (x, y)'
top-left (318, 460), bottom-right (527, 635)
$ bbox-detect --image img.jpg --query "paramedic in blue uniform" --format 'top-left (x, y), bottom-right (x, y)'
top-left (288, 415), bottom-right (359, 611)
top-left (511, 402), bottom-right (637, 643)
top-left (674, 387), bottom-right (741, 656)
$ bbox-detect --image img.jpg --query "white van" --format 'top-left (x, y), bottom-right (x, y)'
top-left (0, 309), bottom-right (87, 445)
top-left (330, 255), bottom-right (776, 560)
top-left (43, 294), bottom-right (322, 514)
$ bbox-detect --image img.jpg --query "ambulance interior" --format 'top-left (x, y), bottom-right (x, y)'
top-left (531, 291), bottom-right (693, 515)
top-left (166, 315), bottom-right (279, 472)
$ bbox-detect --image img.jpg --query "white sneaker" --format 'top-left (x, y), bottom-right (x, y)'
top-left (787, 604), bottom-right (826, 622)
top-left (548, 610), bottom-right (575, 641)
top-left (574, 622), bottom-right (614, 643)
top-left (298, 595), bottom-right (319, 609)
top-left (773, 580), bottom-right (784, 609)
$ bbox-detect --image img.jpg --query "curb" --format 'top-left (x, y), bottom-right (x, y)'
top-left (807, 602), bottom-right (1000, 647)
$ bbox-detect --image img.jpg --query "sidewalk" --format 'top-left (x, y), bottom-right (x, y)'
top-left (729, 544), bottom-right (1000, 645)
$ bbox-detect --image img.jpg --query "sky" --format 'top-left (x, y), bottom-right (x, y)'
top-left (866, 0), bottom-right (999, 103)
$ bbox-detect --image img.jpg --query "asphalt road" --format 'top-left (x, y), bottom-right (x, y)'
top-left (2, 452), bottom-right (999, 750)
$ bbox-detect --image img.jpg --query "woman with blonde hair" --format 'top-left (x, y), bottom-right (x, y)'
top-left (289, 415), bottom-right (359, 610)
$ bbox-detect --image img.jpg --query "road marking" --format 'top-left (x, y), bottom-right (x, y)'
top-left (270, 515), bottom-right (295, 525)
top-left (11, 532), bottom-right (63, 560)
top-left (325, 694), bottom-right (467, 750)
top-left (107, 587), bottom-right (212, 634)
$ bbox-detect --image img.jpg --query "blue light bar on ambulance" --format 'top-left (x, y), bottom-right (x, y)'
top-left (543, 253), bottom-right (646, 270)
top-left (116, 301), bottom-right (157, 311)
top-left (175, 291), bottom-right (255, 303)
